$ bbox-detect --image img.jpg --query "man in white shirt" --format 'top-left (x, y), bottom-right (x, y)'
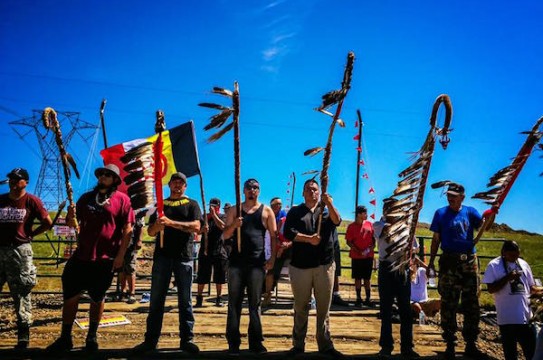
top-left (482, 240), bottom-right (539, 360)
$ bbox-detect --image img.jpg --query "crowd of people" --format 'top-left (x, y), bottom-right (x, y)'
top-left (1, 166), bottom-right (542, 359)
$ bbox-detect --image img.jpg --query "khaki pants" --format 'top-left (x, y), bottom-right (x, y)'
top-left (289, 262), bottom-right (335, 351)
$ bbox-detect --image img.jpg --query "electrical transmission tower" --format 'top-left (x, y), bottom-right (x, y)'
top-left (9, 110), bottom-right (100, 210)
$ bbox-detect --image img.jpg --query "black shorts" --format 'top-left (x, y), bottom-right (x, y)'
top-left (62, 258), bottom-right (115, 302)
top-left (334, 248), bottom-right (342, 277)
top-left (351, 258), bottom-right (374, 280)
top-left (196, 255), bottom-right (227, 284)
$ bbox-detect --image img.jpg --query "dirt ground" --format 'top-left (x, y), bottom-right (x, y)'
top-left (0, 281), bottom-right (505, 360)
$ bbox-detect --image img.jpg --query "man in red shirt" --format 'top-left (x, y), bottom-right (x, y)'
top-left (47, 164), bottom-right (134, 352)
top-left (0, 168), bottom-right (52, 349)
top-left (346, 205), bottom-right (375, 307)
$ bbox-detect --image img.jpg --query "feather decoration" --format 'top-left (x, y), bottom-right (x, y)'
top-left (381, 94), bottom-right (453, 271)
top-left (471, 116), bottom-right (543, 241)
top-left (304, 147), bottom-right (324, 157)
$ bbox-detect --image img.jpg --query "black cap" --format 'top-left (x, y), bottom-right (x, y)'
top-left (446, 183), bottom-right (465, 196)
top-left (355, 205), bottom-right (367, 214)
top-left (7, 168), bottom-right (30, 181)
top-left (223, 202), bottom-right (232, 208)
top-left (209, 198), bottom-right (220, 206)
top-left (502, 240), bottom-right (520, 252)
top-left (169, 172), bottom-right (187, 183)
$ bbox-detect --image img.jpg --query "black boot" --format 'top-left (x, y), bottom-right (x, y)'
top-left (14, 324), bottom-right (29, 350)
top-left (195, 295), bottom-right (203, 308)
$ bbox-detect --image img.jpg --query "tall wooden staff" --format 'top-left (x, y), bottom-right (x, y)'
top-left (100, 99), bottom-right (108, 148)
top-left (154, 110), bottom-right (166, 248)
top-left (42, 108), bottom-right (80, 230)
top-left (472, 116), bottom-right (543, 242)
top-left (304, 52), bottom-right (355, 233)
top-left (199, 82), bottom-right (241, 252)
top-left (290, 172), bottom-right (296, 209)
top-left (354, 109), bottom-right (363, 209)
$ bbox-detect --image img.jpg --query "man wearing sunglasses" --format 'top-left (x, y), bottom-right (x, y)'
top-left (428, 182), bottom-right (492, 360)
top-left (47, 164), bottom-right (134, 352)
top-left (222, 178), bottom-right (277, 355)
top-left (0, 168), bottom-right (52, 350)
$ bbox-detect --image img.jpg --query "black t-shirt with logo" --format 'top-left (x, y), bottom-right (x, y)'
top-left (151, 196), bottom-right (202, 261)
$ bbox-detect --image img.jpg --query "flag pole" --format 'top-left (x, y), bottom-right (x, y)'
top-left (354, 109), bottom-right (363, 210)
top-left (154, 111), bottom-right (166, 248)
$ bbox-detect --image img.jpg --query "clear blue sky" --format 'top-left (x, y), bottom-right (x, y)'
top-left (1, 1), bottom-right (542, 234)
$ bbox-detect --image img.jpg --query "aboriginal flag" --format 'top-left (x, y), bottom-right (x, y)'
top-left (100, 121), bottom-right (201, 209)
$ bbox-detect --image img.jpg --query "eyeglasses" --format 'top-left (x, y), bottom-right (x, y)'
top-left (272, 203), bottom-right (282, 207)
top-left (98, 172), bottom-right (114, 178)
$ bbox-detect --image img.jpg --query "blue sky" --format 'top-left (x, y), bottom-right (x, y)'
top-left (1, 1), bottom-right (542, 234)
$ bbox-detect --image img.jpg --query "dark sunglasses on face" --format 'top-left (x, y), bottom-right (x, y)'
top-left (245, 185), bottom-right (259, 190)
top-left (98, 172), bottom-right (114, 178)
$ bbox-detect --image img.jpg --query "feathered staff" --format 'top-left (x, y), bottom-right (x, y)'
top-left (154, 110), bottom-right (166, 248)
top-left (199, 82), bottom-right (241, 252)
top-left (471, 116), bottom-right (543, 242)
top-left (304, 52), bottom-right (355, 233)
top-left (381, 95), bottom-right (452, 270)
top-left (42, 107), bottom-right (80, 229)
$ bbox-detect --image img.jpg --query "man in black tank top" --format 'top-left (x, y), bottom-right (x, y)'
top-left (222, 179), bottom-right (277, 355)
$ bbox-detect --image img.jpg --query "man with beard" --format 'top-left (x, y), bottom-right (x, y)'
top-left (0, 168), bottom-right (52, 349)
top-left (47, 164), bottom-right (134, 352)
top-left (283, 179), bottom-right (343, 358)
top-left (134, 172), bottom-right (202, 354)
top-left (222, 178), bottom-right (277, 355)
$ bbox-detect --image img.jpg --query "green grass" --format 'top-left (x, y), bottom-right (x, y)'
top-left (24, 220), bottom-right (543, 308)
top-left (336, 222), bottom-right (543, 308)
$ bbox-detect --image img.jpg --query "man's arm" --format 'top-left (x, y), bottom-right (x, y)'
top-left (113, 222), bottom-right (134, 271)
top-left (222, 206), bottom-right (241, 240)
top-left (428, 232), bottom-right (441, 270)
top-left (31, 215), bottom-right (53, 238)
top-left (322, 193), bottom-right (341, 225)
top-left (149, 216), bottom-right (201, 235)
top-left (264, 206), bottom-right (277, 271)
top-left (210, 207), bottom-right (226, 230)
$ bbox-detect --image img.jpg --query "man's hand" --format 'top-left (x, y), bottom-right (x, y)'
top-left (307, 233), bottom-right (321, 246)
top-left (66, 204), bottom-right (77, 228)
top-left (202, 224), bottom-right (210, 234)
top-left (231, 217), bottom-right (243, 229)
top-left (321, 193), bottom-right (333, 207)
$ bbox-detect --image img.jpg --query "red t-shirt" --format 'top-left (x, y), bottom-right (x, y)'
top-left (74, 190), bottom-right (135, 261)
top-left (346, 220), bottom-right (375, 259)
top-left (0, 193), bottom-right (49, 246)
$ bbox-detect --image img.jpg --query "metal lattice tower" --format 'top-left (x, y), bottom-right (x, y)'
top-left (9, 110), bottom-right (99, 210)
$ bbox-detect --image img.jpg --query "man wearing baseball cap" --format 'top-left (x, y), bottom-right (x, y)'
top-left (195, 197), bottom-right (228, 307)
top-left (428, 182), bottom-right (491, 359)
top-left (0, 168), bottom-right (52, 349)
top-left (47, 164), bottom-right (134, 352)
top-left (134, 171), bottom-right (202, 354)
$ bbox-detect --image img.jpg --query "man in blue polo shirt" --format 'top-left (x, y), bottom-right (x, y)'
top-left (428, 182), bottom-right (490, 360)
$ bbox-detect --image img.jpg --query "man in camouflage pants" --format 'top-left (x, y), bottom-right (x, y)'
top-left (0, 168), bottom-right (52, 349)
top-left (428, 183), bottom-right (492, 360)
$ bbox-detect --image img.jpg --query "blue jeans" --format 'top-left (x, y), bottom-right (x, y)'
top-left (226, 265), bottom-right (265, 348)
top-left (378, 261), bottom-right (413, 353)
top-left (145, 253), bottom-right (194, 344)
